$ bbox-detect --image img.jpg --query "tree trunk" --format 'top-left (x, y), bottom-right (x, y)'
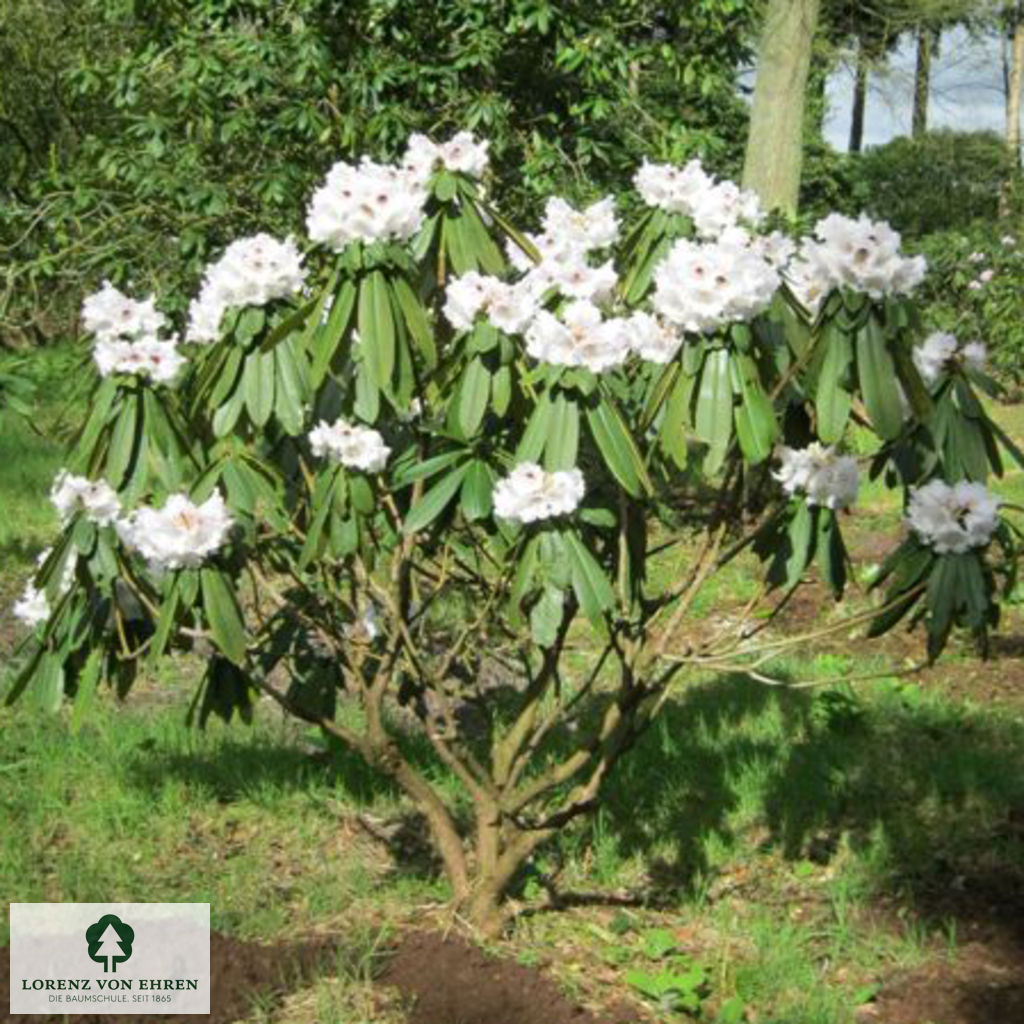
top-left (849, 39), bottom-right (868, 154)
top-left (742, 0), bottom-right (822, 217)
top-left (912, 27), bottom-right (935, 138)
top-left (1007, 11), bottom-right (1024, 169)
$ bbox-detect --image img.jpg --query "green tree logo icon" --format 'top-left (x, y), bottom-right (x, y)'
top-left (85, 915), bottom-right (135, 973)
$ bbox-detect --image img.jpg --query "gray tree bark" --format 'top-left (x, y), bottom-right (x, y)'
top-left (849, 39), bottom-right (869, 154)
top-left (742, 0), bottom-right (822, 216)
top-left (911, 26), bottom-right (935, 138)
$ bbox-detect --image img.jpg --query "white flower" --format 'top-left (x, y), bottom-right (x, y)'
top-left (979, 268), bottom-right (995, 283)
top-left (50, 471), bottom-right (121, 526)
top-left (186, 234), bottom-right (306, 344)
top-left (906, 479), bottom-right (999, 554)
top-left (633, 158), bottom-right (762, 238)
top-left (627, 312), bottom-right (683, 364)
top-left (754, 231), bottom-right (797, 270)
top-left (117, 491), bottom-right (234, 572)
top-left (774, 443), bottom-right (859, 510)
top-left (306, 158), bottom-right (428, 251)
top-left (13, 584), bottom-right (50, 627)
top-left (443, 272), bottom-right (538, 334)
top-left (92, 334), bottom-right (186, 385)
top-left (968, 280), bottom-right (983, 291)
top-left (913, 332), bottom-right (958, 386)
top-left (541, 196), bottom-right (619, 251)
top-left (968, 251), bottom-right (986, 263)
top-left (1001, 234), bottom-right (1016, 247)
top-left (404, 131), bottom-right (490, 183)
top-left (12, 549), bottom-right (78, 628)
top-left (912, 332), bottom-right (986, 387)
top-left (652, 230), bottom-right (780, 333)
top-left (798, 214), bottom-right (927, 299)
top-left (783, 255), bottom-right (833, 317)
top-left (492, 463), bottom-right (585, 524)
top-left (962, 341), bottom-right (987, 373)
top-left (538, 256), bottom-right (618, 304)
top-left (81, 282), bottom-right (166, 342)
top-left (308, 418), bottom-right (390, 472)
top-left (525, 300), bottom-right (632, 372)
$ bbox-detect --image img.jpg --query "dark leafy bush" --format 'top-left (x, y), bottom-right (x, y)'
top-left (848, 130), bottom-right (1016, 237)
top-left (0, 0), bottom-right (754, 344)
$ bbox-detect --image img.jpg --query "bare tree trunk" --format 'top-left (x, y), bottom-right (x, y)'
top-left (742, 0), bottom-right (822, 216)
top-left (912, 27), bottom-right (935, 138)
top-left (849, 39), bottom-right (868, 154)
top-left (1007, 11), bottom-right (1024, 169)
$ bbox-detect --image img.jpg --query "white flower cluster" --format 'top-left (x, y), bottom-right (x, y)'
top-left (12, 549), bottom-right (77, 628)
top-left (82, 283), bottom-right (185, 385)
top-left (308, 418), bottom-right (390, 472)
top-left (652, 229), bottom-right (780, 333)
top-left (505, 195), bottom-right (620, 304)
top-left (912, 332), bottom-right (987, 387)
top-left (186, 234), bottom-right (307, 344)
top-left (117, 491), bottom-right (234, 573)
top-left (626, 312), bottom-right (684, 364)
top-left (50, 471), bottom-right (121, 526)
top-left (493, 463), bottom-right (585, 524)
top-left (306, 158), bottom-right (428, 251)
top-left (906, 480), bottom-right (999, 554)
top-left (404, 131), bottom-right (490, 182)
top-left (774, 443), bottom-right (860, 510)
top-left (525, 300), bottom-right (633, 372)
top-left (443, 272), bottom-right (540, 335)
top-left (634, 159), bottom-right (763, 238)
top-left (788, 214), bottom-right (927, 307)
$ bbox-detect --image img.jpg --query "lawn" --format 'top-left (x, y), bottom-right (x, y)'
top-left (2, 348), bottom-right (1024, 1023)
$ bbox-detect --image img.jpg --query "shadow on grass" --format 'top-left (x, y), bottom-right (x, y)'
top-left (592, 672), bottom-right (1024, 939)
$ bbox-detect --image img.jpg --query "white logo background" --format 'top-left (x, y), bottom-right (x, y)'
top-left (9, 903), bottom-right (210, 1014)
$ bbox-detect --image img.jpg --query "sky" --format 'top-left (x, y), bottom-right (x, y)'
top-left (822, 25), bottom-right (1009, 151)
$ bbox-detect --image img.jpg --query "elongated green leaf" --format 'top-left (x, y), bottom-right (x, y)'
top-left (458, 356), bottom-right (491, 437)
top-left (731, 353), bottom-right (776, 464)
top-left (856, 319), bottom-right (903, 440)
top-left (403, 463), bottom-right (470, 534)
top-left (310, 278), bottom-right (356, 387)
top-left (71, 648), bottom-right (103, 734)
top-left (516, 393), bottom-right (554, 463)
top-left (816, 330), bottom-right (853, 443)
top-left (565, 531), bottom-right (615, 619)
top-left (460, 460), bottom-right (494, 520)
top-left (201, 568), bottom-right (248, 666)
top-left (106, 389), bottom-right (140, 486)
top-left (587, 395), bottom-right (652, 497)
top-left (259, 296), bottom-right (316, 353)
top-left (358, 271), bottom-right (396, 389)
top-left (391, 276), bottom-right (436, 368)
top-left (694, 349), bottom-right (733, 473)
top-left (545, 393), bottom-right (580, 470)
top-left (392, 449), bottom-right (469, 488)
top-left (34, 654), bottom-right (64, 714)
top-left (273, 339), bottom-right (305, 435)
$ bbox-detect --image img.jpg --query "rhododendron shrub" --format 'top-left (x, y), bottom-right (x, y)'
top-left (9, 135), bottom-right (1022, 934)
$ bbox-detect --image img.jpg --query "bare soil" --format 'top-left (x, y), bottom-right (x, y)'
top-left (377, 930), bottom-right (644, 1024)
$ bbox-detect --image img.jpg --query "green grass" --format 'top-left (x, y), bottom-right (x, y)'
top-left (3, 665), bottom-right (1023, 1022)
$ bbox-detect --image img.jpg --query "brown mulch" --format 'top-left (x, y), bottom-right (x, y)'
top-left (377, 930), bottom-right (644, 1024)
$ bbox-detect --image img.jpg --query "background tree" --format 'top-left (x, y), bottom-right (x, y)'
top-left (743, 0), bottom-right (823, 214)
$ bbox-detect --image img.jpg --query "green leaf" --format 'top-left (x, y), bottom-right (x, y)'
top-left (516, 393), bottom-right (554, 463)
top-left (587, 395), bottom-right (652, 497)
top-left (71, 648), bottom-right (103, 734)
top-left (529, 585), bottom-right (565, 647)
top-left (565, 531), bottom-right (615, 619)
top-left (358, 271), bottom-right (396, 389)
top-left (458, 356), bottom-right (491, 437)
top-left (544, 393), bottom-right (580, 470)
top-left (694, 348), bottom-right (733, 473)
top-left (816, 329), bottom-right (853, 443)
top-left (106, 389), bottom-right (140, 486)
top-left (310, 279), bottom-right (356, 387)
top-left (200, 568), bottom-right (248, 666)
top-left (391, 276), bottom-right (436, 368)
top-left (33, 654), bottom-right (64, 714)
top-left (731, 352), bottom-right (777, 464)
top-left (460, 460), bottom-right (494, 520)
top-left (856, 318), bottom-right (903, 440)
top-left (403, 463), bottom-right (470, 534)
